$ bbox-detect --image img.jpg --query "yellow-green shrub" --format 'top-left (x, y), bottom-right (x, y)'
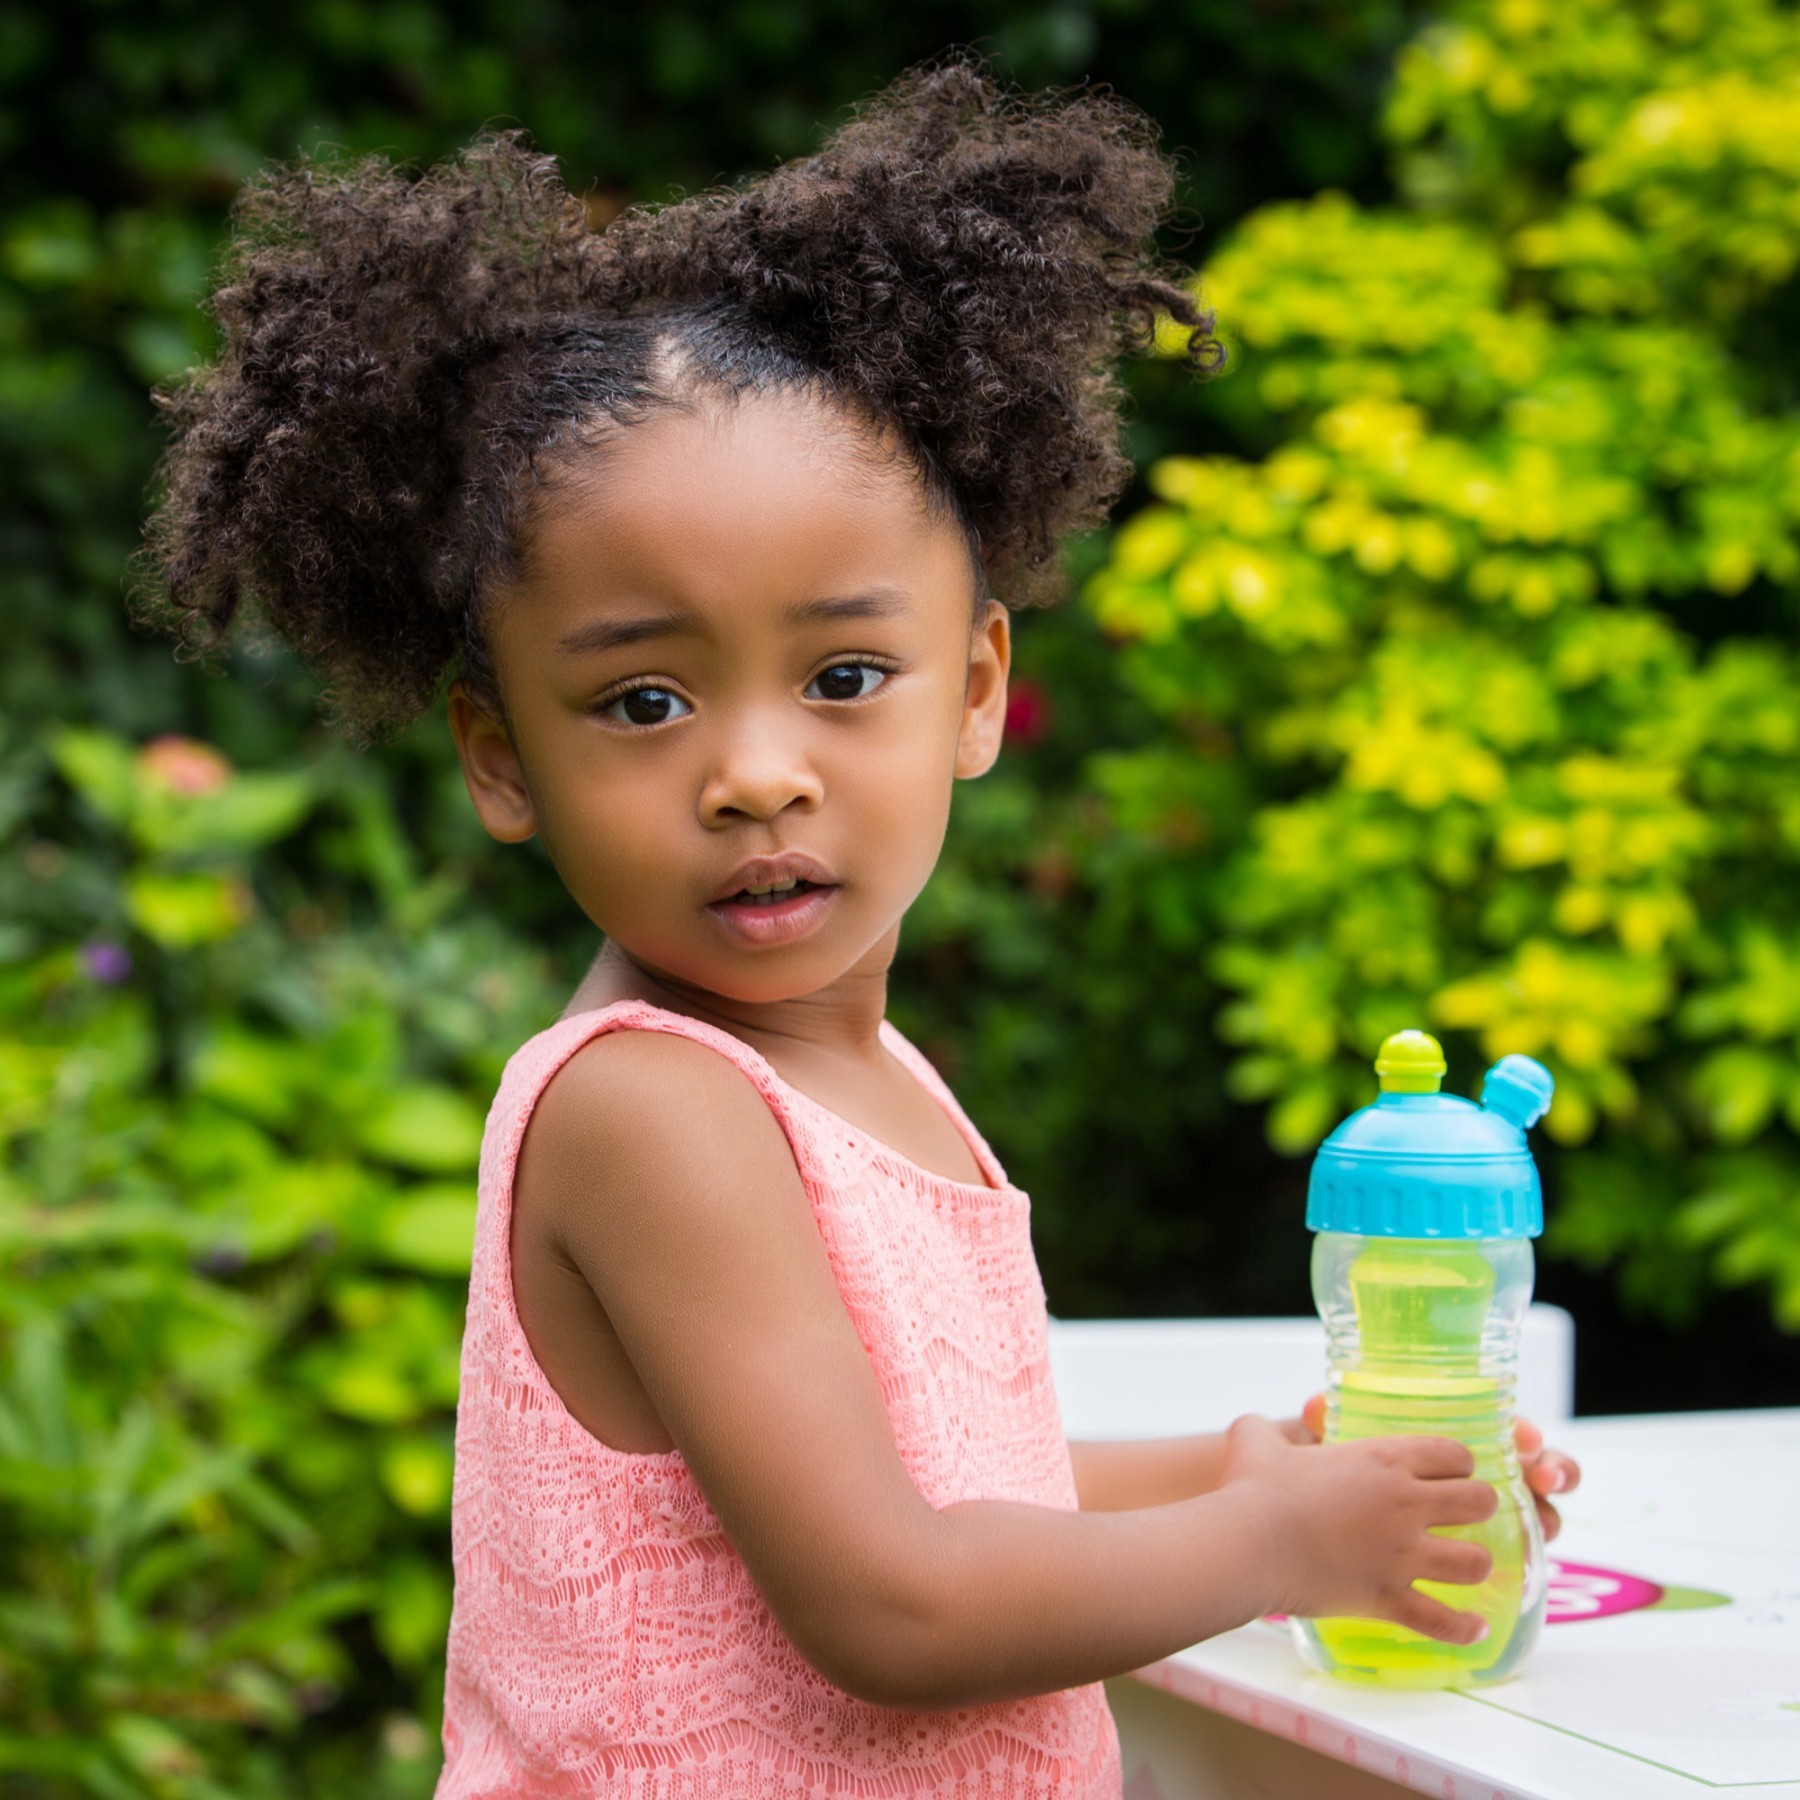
top-left (1085, 0), bottom-right (1800, 1325)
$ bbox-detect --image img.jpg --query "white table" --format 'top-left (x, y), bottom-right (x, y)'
top-left (1111, 1409), bottom-right (1800, 1799)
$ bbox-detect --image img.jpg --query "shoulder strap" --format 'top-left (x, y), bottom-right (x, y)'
top-left (493, 998), bottom-right (798, 1155)
top-left (877, 1019), bottom-right (1009, 1190)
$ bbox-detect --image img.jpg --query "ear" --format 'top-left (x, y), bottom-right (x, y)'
top-left (954, 600), bottom-right (1011, 780)
top-left (447, 680), bottom-right (539, 843)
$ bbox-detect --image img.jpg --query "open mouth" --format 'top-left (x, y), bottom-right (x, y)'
top-left (706, 865), bottom-right (839, 944)
top-left (725, 878), bottom-right (824, 908)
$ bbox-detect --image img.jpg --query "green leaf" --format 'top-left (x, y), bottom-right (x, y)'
top-left (47, 726), bottom-right (136, 825)
top-left (124, 869), bottom-right (251, 948)
top-left (313, 1355), bottom-right (424, 1424)
top-left (190, 1026), bottom-right (304, 1129)
top-left (104, 1714), bottom-right (204, 1782)
top-left (8, 1314), bottom-right (73, 1467)
top-left (0, 1598), bottom-right (79, 1654)
top-left (88, 1402), bottom-right (156, 1551)
top-left (379, 1431), bottom-right (454, 1517)
top-left (1268, 1077), bottom-right (1344, 1155)
top-left (1690, 1047), bottom-right (1785, 1144)
top-left (209, 1576), bottom-right (374, 1662)
top-left (193, 1160), bottom-right (362, 1263)
top-left (0, 1732), bottom-right (140, 1800)
top-left (356, 1086), bottom-right (484, 1172)
top-left (2, 202), bottom-right (100, 289)
top-left (374, 1185), bottom-right (477, 1273)
top-left (117, 1536), bottom-right (226, 1610)
top-left (224, 1469), bottom-right (319, 1553)
top-left (375, 1555), bottom-right (452, 1670)
top-left (0, 1039), bottom-right (64, 1136)
top-left (132, 770), bottom-right (315, 855)
top-left (114, 1447), bottom-right (255, 1552)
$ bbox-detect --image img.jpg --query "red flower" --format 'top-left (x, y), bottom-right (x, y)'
top-left (136, 735), bottom-right (232, 796)
top-left (1003, 680), bottom-right (1052, 747)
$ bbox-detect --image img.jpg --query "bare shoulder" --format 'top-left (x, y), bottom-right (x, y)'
top-left (529, 1023), bottom-right (786, 1169)
top-left (521, 1025), bottom-right (802, 1241)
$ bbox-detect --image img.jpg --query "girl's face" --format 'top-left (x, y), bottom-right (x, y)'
top-left (448, 389), bottom-right (1010, 1009)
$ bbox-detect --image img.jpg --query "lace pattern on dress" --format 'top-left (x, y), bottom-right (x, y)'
top-left (436, 999), bottom-right (1122, 1799)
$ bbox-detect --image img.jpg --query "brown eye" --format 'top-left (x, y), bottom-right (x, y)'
top-left (602, 685), bottom-right (690, 726)
top-left (807, 664), bottom-right (885, 701)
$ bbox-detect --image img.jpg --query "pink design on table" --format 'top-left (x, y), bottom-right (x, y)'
top-left (1545, 1557), bottom-right (1729, 1621)
top-left (1546, 1559), bottom-right (1662, 1622)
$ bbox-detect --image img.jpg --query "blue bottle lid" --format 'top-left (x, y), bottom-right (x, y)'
top-left (1305, 1032), bottom-right (1553, 1239)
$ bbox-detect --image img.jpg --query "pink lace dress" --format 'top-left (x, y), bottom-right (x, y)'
top-left (436, 998), bottom-right (1122, 1798)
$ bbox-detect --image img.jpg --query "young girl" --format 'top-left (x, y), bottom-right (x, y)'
top-left (143, 60), bottom-right (1577, 1799)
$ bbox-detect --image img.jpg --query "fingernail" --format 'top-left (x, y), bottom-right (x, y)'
top-left (1549, 1468), bottom-right (1567, 1493)
top-left (1471, 1621), bottom-right (1490, 1642)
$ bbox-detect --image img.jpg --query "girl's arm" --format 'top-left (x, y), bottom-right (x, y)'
top-left (1067, 1423), bottom-right (1311, 1512)
top-left (528, 1032), bottom-right (1496, 1714)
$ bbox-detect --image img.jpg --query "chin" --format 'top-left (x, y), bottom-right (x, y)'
top-left (700, 960), bottom-right (851, 1005)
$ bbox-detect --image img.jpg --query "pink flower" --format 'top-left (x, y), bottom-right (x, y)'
top-left (81, 940), bottom-right (133, 984)
top-left (1003, 681), bottom-right (1052, 747)
top-left (136, 735), bottom-right (232, 796)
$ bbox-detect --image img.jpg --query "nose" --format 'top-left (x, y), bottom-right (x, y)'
top-left (697, 712), bottom-right (823, 827)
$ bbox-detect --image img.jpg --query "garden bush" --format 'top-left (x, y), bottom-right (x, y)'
top-left (1082, 0), bottom-right (1800, 1326)
top-left (0, 719), bottom-right (563, 1796)
top-left (0, 5), bottom-right (1432, 1791)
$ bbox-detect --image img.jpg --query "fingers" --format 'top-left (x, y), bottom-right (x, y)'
top-left (1523, 1446), bottom-right (1578, 1542)
top-left (1224, 1412), bottom-right (1296, 1475)
top-left (1534, 1494), bottom-right (1562, 1541)
top-left (1391, 1589), bottom-right (1488, 1646)
top-left (1227, 1412), bottom-right (1287, 1449)
top-left (1417, 1536), bottom-right (1494, 1588)
top-left (1526, 1449), bottom-right (1579, 1498)
top-left (1432, 1477), bottom-right (1500, 1527)
top-left (1397, 1434), bottom-right (1477, 1479)
top-left (1301, 1392), bottom-right (1326, 1442)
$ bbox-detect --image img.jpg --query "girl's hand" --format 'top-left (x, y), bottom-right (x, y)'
top-left (1292, 1395), bottom-right (1582, 1541)
top-left (1516, 1417), bottom-right (1580, 1542)
top-left (1221, 1414), bottom-right (1498, 1645)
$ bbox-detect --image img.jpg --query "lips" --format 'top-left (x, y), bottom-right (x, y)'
top-left (707, 852), bottom-right (839, 906)
top-left (705, 883), bottom-right (838, 945)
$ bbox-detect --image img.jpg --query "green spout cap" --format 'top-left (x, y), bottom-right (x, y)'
top-left (1375, 1030), bottom-right (1447, 1094)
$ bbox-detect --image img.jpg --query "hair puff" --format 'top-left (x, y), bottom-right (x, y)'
top-left (138, 56), bottom-right (1217, 740)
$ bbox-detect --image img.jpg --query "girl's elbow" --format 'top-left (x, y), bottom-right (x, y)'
top-left (801, 1626), bottom-right (971, 1712)
top-left (803, 1636), bottom-right (927, 1710)
top-left (781, 1566), bottom-right (969, 1709)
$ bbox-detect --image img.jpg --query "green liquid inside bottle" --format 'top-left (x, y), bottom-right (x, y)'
top-left (1297, 1236), bottom-right (1543, 1688)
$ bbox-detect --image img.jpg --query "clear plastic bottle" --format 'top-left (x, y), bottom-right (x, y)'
top-left (1290, 1031), bottom-right (1554, 1689)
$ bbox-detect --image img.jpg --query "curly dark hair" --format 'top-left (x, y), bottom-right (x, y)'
top-left (137, 57), bottom-right (1219, 741)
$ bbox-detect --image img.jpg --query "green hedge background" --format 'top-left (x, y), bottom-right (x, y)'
top-left (4, 1), bottom-right (1799, 1793)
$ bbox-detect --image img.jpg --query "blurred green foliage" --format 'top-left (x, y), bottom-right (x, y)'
top-left (1, 2), bottom-right (1437, 1792)
top-left (4, 0), bottom-right (1797, 1792)
top-left (1085, 0), bottom-right (1800, 1327)
top-left (1, 721), bottom-right (562, 1796)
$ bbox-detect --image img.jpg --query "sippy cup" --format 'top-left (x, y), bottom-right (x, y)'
top-left (1290, 1029), bottom-right (1554, 1689)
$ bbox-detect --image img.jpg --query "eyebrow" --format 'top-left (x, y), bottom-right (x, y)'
top-left (555, 588), bottom-right (911, 656)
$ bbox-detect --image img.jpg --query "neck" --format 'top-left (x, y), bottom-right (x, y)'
top-left (584, 935), bottom-right (896, 1063)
